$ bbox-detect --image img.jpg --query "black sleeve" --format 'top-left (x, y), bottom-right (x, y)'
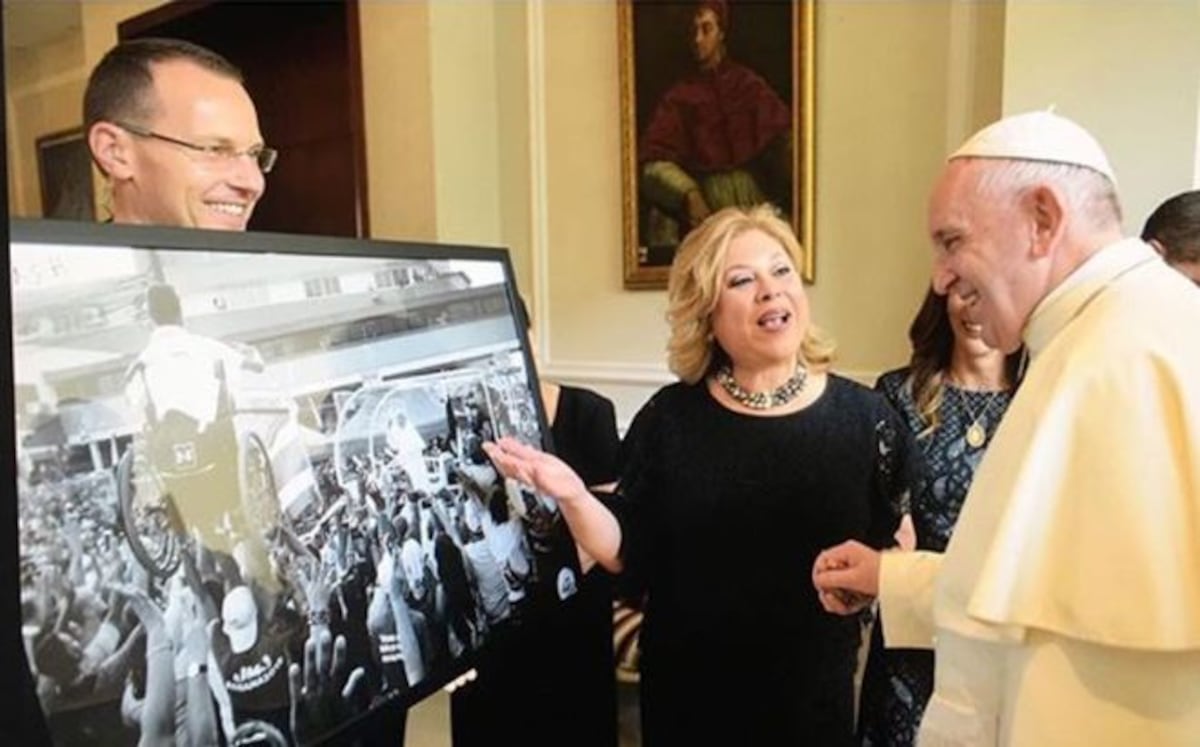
top-left (605, 392), bottom-right (665, 602)
top-left (572, 390), bottom-right (620, 487)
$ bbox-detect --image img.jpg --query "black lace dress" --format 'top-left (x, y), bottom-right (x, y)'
top-left (858, 368), bottom-right (1014, 747)
top-left (611, 376), bottom-right (915, 746)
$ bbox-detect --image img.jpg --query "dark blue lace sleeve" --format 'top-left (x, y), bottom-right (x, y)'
top-left (870, 405), bottom-right (917, 548)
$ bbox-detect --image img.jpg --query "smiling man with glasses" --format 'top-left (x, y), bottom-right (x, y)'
top-left (84, 38), bottom-right (275, 230)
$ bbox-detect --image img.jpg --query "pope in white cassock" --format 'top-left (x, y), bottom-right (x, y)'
top-left (812, 111), bottom-right (1200, 745)
top-left (385, 409), bottom-right (434, 495)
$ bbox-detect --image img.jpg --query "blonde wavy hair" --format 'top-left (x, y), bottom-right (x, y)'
top-left (666, 204), bottom-right (835, 384)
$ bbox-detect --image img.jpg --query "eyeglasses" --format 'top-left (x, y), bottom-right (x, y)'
top-left (113, 121), bottom-right (278, 174)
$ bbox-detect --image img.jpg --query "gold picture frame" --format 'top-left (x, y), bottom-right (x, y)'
top-left (619, 0), bottom-right (816, 289)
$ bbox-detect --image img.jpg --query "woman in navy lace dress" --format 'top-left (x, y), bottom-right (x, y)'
top-left (857, 287), bottom-right (1024, 747)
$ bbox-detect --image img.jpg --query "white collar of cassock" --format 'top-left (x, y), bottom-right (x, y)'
top-left (1023, 238), bottom-right (1157, 357)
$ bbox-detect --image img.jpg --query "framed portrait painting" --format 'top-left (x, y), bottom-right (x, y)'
top-left (619, 0), bottom-right (816, 289)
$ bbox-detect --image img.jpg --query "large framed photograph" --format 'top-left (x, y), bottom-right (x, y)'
top-left (9, 219), bottom-right (579, 745)
top-left (619, 0), bottom-right (816, 289)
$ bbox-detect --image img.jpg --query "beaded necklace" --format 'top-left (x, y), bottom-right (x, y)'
top-left (714, 363), bottom-right (808, 410)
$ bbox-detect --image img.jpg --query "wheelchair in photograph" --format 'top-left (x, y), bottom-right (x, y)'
top-left (116, 357), bottom-right (285, 579)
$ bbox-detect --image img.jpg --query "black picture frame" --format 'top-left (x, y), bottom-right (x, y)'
top-left (7, 218), bottom-right (578, 746)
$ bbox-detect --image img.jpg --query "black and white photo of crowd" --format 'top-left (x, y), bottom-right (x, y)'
top-left (12, 240), bottom-right (573, 746)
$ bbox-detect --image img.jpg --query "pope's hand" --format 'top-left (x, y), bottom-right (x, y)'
top-left (812, 540), bottom-right (880, 615)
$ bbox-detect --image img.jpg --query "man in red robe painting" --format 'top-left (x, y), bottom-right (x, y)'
top-left (638, 0), bottom-right (793, 255)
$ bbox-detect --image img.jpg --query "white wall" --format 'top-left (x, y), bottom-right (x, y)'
top-left (429, 2), bottom-right (502, 246)
top-left (359, 0), bottom-right (534, 300)
top-left (1002, 0), bottom-right (1200, 232)
top-left (360, 1), bottom-right (438, 243)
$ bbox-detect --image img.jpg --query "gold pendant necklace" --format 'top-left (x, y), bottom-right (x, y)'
top-left (966, 420), bottom-right (988, 449)
top-left (954, 385), bottom-right (1004, 449)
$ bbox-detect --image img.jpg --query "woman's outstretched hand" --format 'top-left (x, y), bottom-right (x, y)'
top-left (482, 437), bottom-right (590, 505)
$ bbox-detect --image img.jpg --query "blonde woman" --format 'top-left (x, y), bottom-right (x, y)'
top-left (485, 205), bottom-right (914, 745)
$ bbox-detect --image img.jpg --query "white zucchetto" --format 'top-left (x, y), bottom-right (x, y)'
top-left (950, 110), bottom-right (1117, 184)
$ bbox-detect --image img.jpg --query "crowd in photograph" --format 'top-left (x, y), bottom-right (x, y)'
top-left (18, 365), bottom-right (558, 747)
